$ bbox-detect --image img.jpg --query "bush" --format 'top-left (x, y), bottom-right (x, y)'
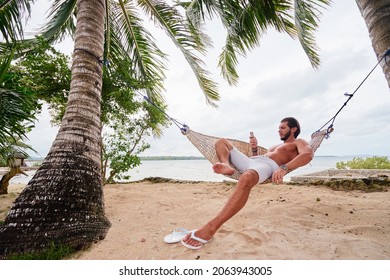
top-left (336, 156), bottom-right (390, 169)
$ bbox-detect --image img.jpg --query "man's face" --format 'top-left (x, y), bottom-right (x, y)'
top-left (279, 121), bottom-right (292, 141)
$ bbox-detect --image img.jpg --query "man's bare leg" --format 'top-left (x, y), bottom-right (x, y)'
top-left (212, 138), bottom-right (235, 175)
top-left (182, 170), bottom-right (259, 247)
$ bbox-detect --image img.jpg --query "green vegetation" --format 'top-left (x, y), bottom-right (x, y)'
top-left (336, 156), bottom-right (390, 169)
top-left (6, 242), bottom-right (76, 260)
top-left (0, 49), bottom-right (38, 162)
top-left (4, 41), bottom-right (170, 185)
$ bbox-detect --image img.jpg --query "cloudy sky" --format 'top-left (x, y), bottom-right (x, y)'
top-left (25, 1), bottom-right (390, 158)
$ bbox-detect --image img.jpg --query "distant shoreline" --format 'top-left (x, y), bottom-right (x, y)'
top-left (23, 155), bottom-right (385, 163)
top-left (140, 156), bottom-right (205, 161)
top-left (26, 155), bottom-right (384, 162)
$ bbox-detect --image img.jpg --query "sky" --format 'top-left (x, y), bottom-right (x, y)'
top-left (24, 1), bottom-right (390, 158)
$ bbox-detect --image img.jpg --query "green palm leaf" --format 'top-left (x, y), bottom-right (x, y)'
top-left (293, 0), bottom-right (330, 68)
top-left (0, 89), bottom-right (36, 158)
top-left (37, 0), bottom-right (77, 42)
top-left (0, 0), bottom-right (76, 55)
top-left (0, 0), bottom-right (34, 42)
top-left (138, 0), bottom-right (219, 106)
top-left (108, 0), bottom-right (167, 102)
top-left (184, 0), bottom-right (330, 84)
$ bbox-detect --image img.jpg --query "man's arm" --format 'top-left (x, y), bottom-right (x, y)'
top-left (284, 139), bottom-right (314, 171)
top-left (271, 139), bottom-right (314, 183)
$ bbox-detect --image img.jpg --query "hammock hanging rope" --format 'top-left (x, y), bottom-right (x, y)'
top-left (317, 48), bottom-right (390, 132)
top-left (139, 48), bottom-right (390, 181)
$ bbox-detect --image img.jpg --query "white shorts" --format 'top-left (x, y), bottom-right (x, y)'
top-left (229, 147), bottom-right (279, 183)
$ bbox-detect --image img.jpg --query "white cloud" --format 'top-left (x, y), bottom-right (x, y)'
top-left (25, 0), bottom-right (390, 158)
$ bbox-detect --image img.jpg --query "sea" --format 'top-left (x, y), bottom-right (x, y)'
top-left (9, 155), bottom-right (360, 185)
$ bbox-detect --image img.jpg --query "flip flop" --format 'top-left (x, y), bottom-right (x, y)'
top-left (164, 228), bottom-right (190, 244)
top-left (181, 230), bottom-right (211, 250)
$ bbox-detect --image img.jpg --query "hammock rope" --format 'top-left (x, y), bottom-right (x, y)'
top-left (141, 96), bottom-right (185, 131)
top-left (317, 48), bottom-right (390, 133)
top-left (137, 48), bottom-right (390, 180)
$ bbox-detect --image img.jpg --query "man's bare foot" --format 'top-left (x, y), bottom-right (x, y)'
top-left (212, 162), bottom-right (234, 175)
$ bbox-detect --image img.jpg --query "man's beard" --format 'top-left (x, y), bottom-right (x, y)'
top-left (280, 129), bottom-right (291, 141)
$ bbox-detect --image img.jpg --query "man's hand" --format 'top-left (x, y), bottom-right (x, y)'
top-left (249, 136), bottom-right (258, 147)
top-left (272, 168), bottom-right (288, 184)
top-left (249, 133), bottom-right (258, 156)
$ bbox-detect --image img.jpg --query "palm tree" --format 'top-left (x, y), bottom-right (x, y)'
top-left (356, 0), bottom-right (390, 88)
top-left (0, 0), bottom-right (330, 257)
top-left (0, 0), bottom-right (220, 257)
top-left (0, 0), bottom-right (110, 256)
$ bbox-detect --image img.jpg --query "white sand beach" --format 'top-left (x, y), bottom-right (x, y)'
top-left (2, 180), bottom-right (390, 260)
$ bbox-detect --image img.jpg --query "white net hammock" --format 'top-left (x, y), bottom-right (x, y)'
top-left (180, 125), bottom-right (334, 182)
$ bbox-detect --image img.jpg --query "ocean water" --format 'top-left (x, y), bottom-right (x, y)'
top-left (10, 156), bottom-right (356, 184)
top-left (124, 156), bottom-right (351, 182)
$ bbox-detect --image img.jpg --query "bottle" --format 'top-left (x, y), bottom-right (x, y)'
top-left (249, 131), bottom-right (258, 156)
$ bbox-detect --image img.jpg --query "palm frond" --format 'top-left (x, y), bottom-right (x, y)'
top-left (177, 0), bottom-right (218, 22)
top-left (107, 0), bottom-right (167, 104)
top-left (0, 0), bottom-right (76, 56)
top-left (37, 0), bottom-right (77, 43)
top-left (218, 39), bottom-right (240, 85)
top-left (0, 89), bottom-right (36, 154)
top-left (293, 0), bottom-right (331, 68)
top-left (0, 50), bottom-right (36, 148)
top-left (184, 0), bottom-right (330, 82)
top-left (0, 48), bottom-right (15, 81)
top-left (0, 0), bottom-right (34, 43)
top-left (139, 0), bottom-right (219, 107)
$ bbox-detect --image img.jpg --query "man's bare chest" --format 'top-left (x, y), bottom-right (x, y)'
top-left (274, 143), bottom-right (298, 154)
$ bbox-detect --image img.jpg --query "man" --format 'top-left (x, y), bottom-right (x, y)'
top-left (181, 117), bottom-right (314, 250)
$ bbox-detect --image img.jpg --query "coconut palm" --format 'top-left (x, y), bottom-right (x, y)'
top-left (356, 0), bottom-right (390, 88)
top-left (0, 0), bottom-right (331, 257)
top-left (0, 1), bottom-right (110, 257)
top-left (0, 0), bottom-right (218, 257)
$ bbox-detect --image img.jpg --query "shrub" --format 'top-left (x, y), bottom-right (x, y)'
top-left (336, 156), bottom-right (390, 169)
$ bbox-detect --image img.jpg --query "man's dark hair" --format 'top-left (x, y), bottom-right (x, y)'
top-left (281, 117), bottom-right (301, 138)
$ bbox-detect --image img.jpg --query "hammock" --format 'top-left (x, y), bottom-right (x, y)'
top-left (180, 125), bottom-right (334, 181)
top-left (139, 49), bottom-right (390, 182)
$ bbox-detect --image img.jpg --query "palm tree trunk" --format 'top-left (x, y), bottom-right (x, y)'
top-left (0, 0), bottom-right (110, 257)
top-left (356, 0), bottom-right (390, 88)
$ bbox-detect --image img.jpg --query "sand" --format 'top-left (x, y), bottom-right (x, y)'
top-left (1, 179), bottom-right (389, 260)
top-left (0, 183), bottom-right (25, 221)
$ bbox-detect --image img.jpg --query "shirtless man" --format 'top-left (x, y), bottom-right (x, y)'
top-left (181, 117), bottom-right (314, 250)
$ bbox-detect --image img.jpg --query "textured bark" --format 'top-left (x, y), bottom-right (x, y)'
top-left (0, 0), bottom-right (110, 257)
top-left (356, 0), bottom-right (390, 88)
top-left (0, 166), bottom-right (27, 195)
